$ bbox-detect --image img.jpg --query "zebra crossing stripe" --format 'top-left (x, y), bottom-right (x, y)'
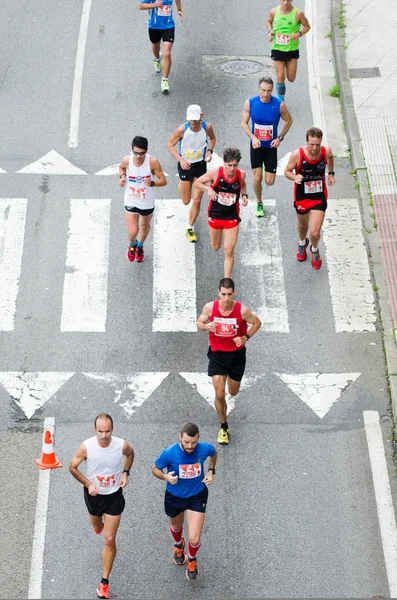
top-left (0, 198), bottom-right (27, 331)
top-left (60, 199), bottom-right (111, 332)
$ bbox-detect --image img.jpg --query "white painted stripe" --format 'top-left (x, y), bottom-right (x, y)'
top-left (68, 0), bottom-right (92, 148)
top-left (323, 198), bottom-right (376, 332)
top-left (0, 198), bottom-right (27, 331)
top-left (153, 200), bottom-right (197, 332)
top-left (16, 150), bottom-right (87, 175)
top-left (364, 411), bottom-right (397, 598)
top-left (61, 199), bottom-right (110, 332)
top-left (28, 416), bottom-right (54, 600)
top-left (305, 0), bottom-right (327, 142)
top-left (239, 200), bottom-right (289, 332)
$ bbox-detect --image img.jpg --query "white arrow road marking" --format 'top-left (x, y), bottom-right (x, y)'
top-left (95, 164), bottom-right (169, 177)
top-left (153, 200), bottom-right (197, 332)
top-left (0, 167), bottom-right (6, 173)
top-left (0, 373), bottom-right (74, 419)
top-left (83, 372), bottom-right (170, 417)
top-left (275, 372), bottom-right (361, 418)
top-left (16, 150), bottom-right (87, 175)
top-left (0, 198), bottom-right (27, 331)
top-left (179, 372), bottom-right (263, 415)
top-left (276, 151), bottom-right (291, 175)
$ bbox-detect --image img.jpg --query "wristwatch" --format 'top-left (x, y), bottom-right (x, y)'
top-left (207, 149), bottom-right (214, 154)
top-left (150, 181), bottom-right (155, 187)
top-left (278, 135), bottom-right (285, 142)
top-left (122, 469), bottom-right (130, 476)
top-left (328, 171), bottom-right (335, 175)
top-left (208, 467), bottom-right (216, 475)
top-left (245, 333), bottom-right (250, 340)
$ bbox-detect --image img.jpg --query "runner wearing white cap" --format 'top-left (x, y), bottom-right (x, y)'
top-left (167, 105), bottom-right (216, 242)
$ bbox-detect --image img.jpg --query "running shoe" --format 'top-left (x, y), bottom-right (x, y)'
top-left (255, 202), bottom-right (265, 218)
top-left (186, 557), bottom-right (199, 581)
top-left (186, 228), bottom-right (197, 243)
top-left (277, 92), bottom-right (285, 102)
top-left (154, 56), bottom-right (162, 73)
top-left (173, 537), bottom-right (187, 565)
top-left (97, 583), bottom-right (110, 599)
top-left (296, 238), bottom-right (309, 262)
top-left (310, 245), bottom-right (322, 270)
top-left (127, 244), bottom-right (137, 262)
top-left (161, 78), bottom-right (170, 94)
top-left (136, 246), bottom-right (144, 262)
top-left (217, 427), bottom-right (229, 445)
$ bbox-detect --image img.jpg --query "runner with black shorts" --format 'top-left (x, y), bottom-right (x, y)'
top-left (193, 147), bottom-right (247, 278)
top-left (69, 413), bottom-right (134, 600)
top-left (167, 105), bottom-right (216, 242)
top-left (197, 278), bottom-right (262, 445)
top-left (119, 135), bottom-right (167, 263)
top-left (139, 0), bottom-right (183, 93)
top-left (242, 76), bottom-right (292, 218)
top-left (267, 0), bottom-right (310, 101)
top-left (284, 127), bottom-right (335, 270)
top-left (152, 423), bottom-right (217, 581)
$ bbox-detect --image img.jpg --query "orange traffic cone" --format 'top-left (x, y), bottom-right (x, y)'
top-left (35, 430), bottom-right (62, 470)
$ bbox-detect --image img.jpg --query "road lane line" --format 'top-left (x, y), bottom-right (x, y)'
top-left (153, 200), bottom-right (197, 332)
top-left (364, 411), bottom-right (397, 597)
top-left (68, 0), bottom-right (92, 148)
top-left (28, 417), bottom-right (55, 600)
top-left (323, 198), bottom-right (376, 332)
top-left (61, 199), bottom-right (110, 332)
top-left (305, 0), bottom-right (327, 142)
top-left (0, 198), bottom-right (27, 331)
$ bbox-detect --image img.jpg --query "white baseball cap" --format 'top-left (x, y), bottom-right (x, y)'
top-left (186, 104), bottom-right (202, 120)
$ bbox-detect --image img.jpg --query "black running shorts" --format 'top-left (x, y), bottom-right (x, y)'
top-left (125, 205), bottom-right (155, 216)
top-left (294, 199), bottom-right (328, 214)
top-left (250, 145), bottom-right (277, 173)
top-left (164, 487), bottom-right (209, 518)
top-left (207, 346), bottom-right (246, 382)
top-left (271, 49), bottom-right (300, 61)
top-left (149, 27), bottom-right (175, 44)
top-left (178, 160), bottom-right (207, 182)
top-left (84, 486), bottom-right (125, 517)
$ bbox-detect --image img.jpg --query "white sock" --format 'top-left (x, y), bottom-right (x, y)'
top-left (311, 246), bottom-right (318, 252)
top-left (299, 239), bottom-right (306, 246)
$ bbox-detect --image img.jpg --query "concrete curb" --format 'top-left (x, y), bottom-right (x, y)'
top-left (331, 0), bottom-right (397, 424)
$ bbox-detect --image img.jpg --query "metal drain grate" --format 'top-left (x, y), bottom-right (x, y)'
top-left (220, 60), bottom-right (264, 75)
top-left (349, 67), bottom-right (380, 78)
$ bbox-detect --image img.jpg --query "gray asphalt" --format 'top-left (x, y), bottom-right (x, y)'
top-left (0, 0), bottom-right (394, 598)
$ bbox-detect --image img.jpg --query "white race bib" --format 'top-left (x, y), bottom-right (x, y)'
top-left (304, 180), bottom-right (323, 194)
top-left (218, 192), bottom-right (237, 206)
top-left (158, 5), bottom-right (171, 16)
top-left (95, 474), bottom-right (117, 489)
top-left (185, 149), bottom-right (203, 160)
top-left (214, 317), bottom-right (237, 337)
top-left (128, 186), bottom-right (146, 200)
top-left (179, 463), bottom-right (201, 479)
top-left (254, 123), bottom-right (273, 141)
top-left (276, 33), bottom-right (291, 45)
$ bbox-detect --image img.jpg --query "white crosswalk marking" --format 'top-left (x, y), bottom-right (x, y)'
top-left (323, 198), bottom-right (376, 332)
top-left (240, 199), bottom-right (289, 332)
top-left (60, 199), bottom-right (111, 332)
top-left (153, 199), bottom-right (197, 332)
top-left (0, 198), bottom-right (27, 331)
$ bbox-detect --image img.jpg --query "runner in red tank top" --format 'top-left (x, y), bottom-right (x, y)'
top-left (193, 147), bottom-right (248, 278)
top-left (285, 127), bottom-right (335, 269)
top-left (197, 278), bottom-right (261, 445)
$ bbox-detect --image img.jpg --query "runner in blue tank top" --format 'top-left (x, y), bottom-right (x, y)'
top-left (152, 423), bottom-right (217, 581)
top-left (242, 76), bottom-right (293, 218)
top-left (139, 0), bottom-right (183, 94)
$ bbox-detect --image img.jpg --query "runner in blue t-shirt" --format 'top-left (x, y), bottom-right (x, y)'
top-left (152, 423), bottom-right (217, 581)
top-left (139, 0), bottom-right (183, 94)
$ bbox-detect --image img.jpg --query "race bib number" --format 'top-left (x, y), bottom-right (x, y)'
top-left (185, 149), bottom-right (203, 160)
top-left (129, 186), bottom-right (146, 200)
top-left (218, 192), bottom-right (236, 206)
top-left (95, 474), bottom-right (117, 489)
top-left (276, 33), bottom-right (291, 45)
top-left (179, 463), bottom-right (201, 479)
top-left (158, 4), bottom-right (171, 16)
top-left (304, 180), bottom-right (323, 194)
top-left (254, 124), bottom-right (273, 141)
top-left (214, 316), bottom-right (238, 337)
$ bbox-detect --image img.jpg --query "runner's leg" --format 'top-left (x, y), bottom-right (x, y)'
top-left (102, 514), bottom-right (121, 580)
top-left (308, 210), bottom-right (326, 249)
top-left (285, 58), bottom-right (298, 82)
top-left (152, 41), bottom-right (161, 62)
top-left (297, 212), bottom-right (310, 242)
top-left (186, 510), bottom-right (205, 549)
top-left (264, 171), bottom-right (276, 186)
top-left (227, 377), bottom-right (241, 397)
top-left (189, 182), bottom-right (203, 227)
top-left (179, 180), bottom-right (192, 206)
top-left (252, 167), bottom-right (264, 203)
top-left (223, 225), bottom-right (239, 278)
top-left (125, 212), bottom-right (139, 244)
top-left (138, 214), bottom-right (153, 244)
top-left (209, 227), bottom-right (223, 252)
top-left (162, 41), bottom-right (173, 78)
top-left (90, 514), bottom-right (103, 534)
top-left (212, 375), bottom-right (227, 424)
top-left (273, 59), bottom-right (286, 85)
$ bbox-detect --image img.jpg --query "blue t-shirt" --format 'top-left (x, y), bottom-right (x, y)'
top-left (146, 0), bottom-right (175, 30)
top-left (155, 441), bottom-right (216, 498)
top-left (249, 95), bottom-right (282, 147)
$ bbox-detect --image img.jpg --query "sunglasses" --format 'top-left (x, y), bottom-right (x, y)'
top-left (133, 150), bottom-right (146, 156)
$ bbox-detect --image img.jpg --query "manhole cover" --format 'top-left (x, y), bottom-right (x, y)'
top-left (349, 67), bottom-right (380, 78)
top-left (220, 60), bottom-right (264, 75)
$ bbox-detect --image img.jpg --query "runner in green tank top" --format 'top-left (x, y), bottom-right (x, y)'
top-left (267, 0), bottom-right (310, 101)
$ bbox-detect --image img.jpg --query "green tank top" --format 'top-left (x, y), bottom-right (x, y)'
top-left (271, 5), bottom-right (300, 52)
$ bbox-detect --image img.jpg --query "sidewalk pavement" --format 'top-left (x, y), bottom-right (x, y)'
top-left (332, 0), bottom-right (397, 422)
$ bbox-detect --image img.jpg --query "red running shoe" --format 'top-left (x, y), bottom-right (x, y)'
top-left (296, 238), bottom-right (309, 262)
top-left (136, 246), bottom-right (144, 262)
top-left (97, 582), bottom-right (110, 599)
top-left (127, 244), bottom-right (136, 262)
top-left (310, 245), bottom-right (322, 270)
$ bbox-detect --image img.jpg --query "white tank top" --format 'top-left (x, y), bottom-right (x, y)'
top-left (124, 153), bottom-right (155, 209)
top-left (180, 123), bottom-right (207, 163)
top-left (84, 436), bottom-right (124, 495)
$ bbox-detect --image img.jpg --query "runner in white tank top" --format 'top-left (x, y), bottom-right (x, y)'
top-left (119, 135), bottom-right (167, 263)
top-left (69, 413), bottom-right (134, 600)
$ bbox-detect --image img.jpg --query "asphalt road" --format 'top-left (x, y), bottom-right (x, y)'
top-left (0, 0), bottom-right (395, 598)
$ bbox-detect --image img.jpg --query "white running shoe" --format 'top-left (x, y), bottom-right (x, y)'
top-left (154, 56), bottom-right (162, 73)
top-left (161, 78), bottom-right (170, 94)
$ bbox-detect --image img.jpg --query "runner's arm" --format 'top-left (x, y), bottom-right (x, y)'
top-left (266, 7), bottom-right (276, 41)
top-left (193, 170), bottom-right (217, 194)
top-left (295, 9), bottom-right (311, 38)
top-left (151, 465), bottom-right (179, 484)
top-left (240, 305), bottom-right (262, 339)
top-left (197, 302), bottom-right (216, 332)
top-left (139, 1), bottom-right (161, 10)
top-left (284, 149), bottom-right (301, 183)
top-left (69, 443), bottom-right (91, 488)
top-left (241, 99), bottom-right (256, 142)
top-left (240, 171), bottom-right (248, 206)
top-left (326, 146), bottom-right (335, 186)
top-left (205, 123), bottom-right (217, 163)
top-left (278, 103), bottom-right (293, 138)
top-left (119, 441), bottom-right (134, 488)
top-left (150, 157), bottom-right (167, 187)
top-left (202, 449), bottom-right (217, 485)
top-left (175, 0), bottom-right (183, 17)
top-left (166, 126), bottom-right (185, 163)
top-left (118, 155), bottom-right (129, 187)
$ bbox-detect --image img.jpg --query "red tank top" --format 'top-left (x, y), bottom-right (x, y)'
top-left (209, 300), bottom-right (248, 352)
